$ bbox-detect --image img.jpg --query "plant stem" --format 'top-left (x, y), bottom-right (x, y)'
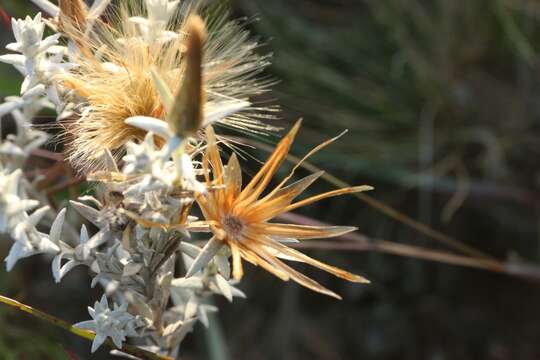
top-left (0, 294), bottom-right (173, 360)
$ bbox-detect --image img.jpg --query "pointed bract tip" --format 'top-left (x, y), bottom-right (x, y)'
top-left (290, 118), bottom-right (303, 134)
top-left (278, 118), bottom-right (302, 145)
top-left (352, 275), bottom-right (370, 284)
top-left (342, 226), bottom-right (358, 233)
top-left (150, 68), bottom-right (174, 112)
top-left (354, 185), bottom-right (374, 192)
top-left (185, 14), bottom-right (208, 43)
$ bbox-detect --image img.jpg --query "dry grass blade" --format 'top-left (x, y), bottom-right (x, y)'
top-left (290, 239), bottom-right (505, 273)
top-left (281, 212), bottom-right (540, 282)
top-left (0, 295), bottom-right (173, 360)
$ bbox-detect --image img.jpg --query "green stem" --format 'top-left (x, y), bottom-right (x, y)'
top-left (0, 294), bottom-right (173, 360)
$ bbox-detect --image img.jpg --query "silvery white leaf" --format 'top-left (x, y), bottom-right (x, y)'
top-left (90, 260), bottom-right (100, 274)
top-left (70, 200), bottom-right (101, 227)
top-left (125, 292), bottom-right (153, 322)
top-left (105, 280), bottom-right (120, 294)
top-left (74, 320), bottom-right (96, 331)
top-left (101, 149), bottom-right (119, 172)
top-left (182, 253), bottom-right (195, 271)
top-left (162, 136), bottom-right (183, 160)
top-left (6, 43), bottom-right (23, 52)
top-left (231, 286), bottom-right (247, 299)
top-left (21, 74), bottom-right (38, 94)
top-left (204, 101), bottom-right (251, 126)
top-left (0, 54), bottom-right (26, 66)
top-left (91, 333), bottom-right (107, 353)
top-left (214, 274), bottom-right (233, 302)
top-left (171, 277), bottom-right (204, 290)
top-left (5, 199), bottom-right (39, 217)
top-left (91, 274), bottom-right (103, 288)
top-left (155, 30), bottom-right (179, 43)
top-left (169, 318), bottom-right (197, 344)
top-left (123, 262), bottom-right (143, 277)
top-left (0, 101), bottom-right (22, 117)
top-left (53, 258), bottom-right (79, 283)
top-left (22, 84), bottom-right (46, 99)
top-left (197, 305), bottom-right (215, 328)
top-left (162, 319), bottom-right (185, 337)
top-left (179, 242), bottom-right (202, 259)
top-left (46, 45), bottom-right (66, 55)
top-left (158, 271), bottom-right (173, 289)
top-left (77, 196), bottom-right (103, 209)
top-left (89, 0), bottom-right (112, 18)
top-left (125, 116), bottom-right (172, 140)
top-left (51, 254), bottom-right (63, 283)
top-left (150, 68), bottom-right (173, 112)
top-left (80, 225), bottom-right (90, 244)
top-left (30, 0), bottom-right (59, 16)
top-left (185, 237), bottom-right (223, 277)
top-left (37, 33), bottom-right (61, 53)
top-left (5, 241), bottom-right (32, 271)
top-left (214, 253), bottom-right (231, 279)
top-left (84, 230), bottom-right (108, 253)
top-left (184, 296), bottom-right (199, 320)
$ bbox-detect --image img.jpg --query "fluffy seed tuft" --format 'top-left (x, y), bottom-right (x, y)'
top-left (60, 0), bottom-right (277, 172)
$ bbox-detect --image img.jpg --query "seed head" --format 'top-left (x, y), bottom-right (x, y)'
top-left (59, 0), bottom-right (277, 172)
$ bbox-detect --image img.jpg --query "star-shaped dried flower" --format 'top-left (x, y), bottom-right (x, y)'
top-left (5, 205), bottom-right (60, 271)
top-left (195, 120), bottom-right (371, 299)
top-left (51, 209), bottom-right (108, 283)
top-left (0, 169), bottom-right (38, 233)
top-left (75, 295), bottom-right (139, 352)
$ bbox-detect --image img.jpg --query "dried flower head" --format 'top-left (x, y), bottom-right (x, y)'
top-left (196, 120), bottom-right (372, 299)
top-left (59, 0), bottom-right (276, 172)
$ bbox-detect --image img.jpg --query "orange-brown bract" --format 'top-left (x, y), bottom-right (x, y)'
top-left (196, 120), bottom-right (371, 299)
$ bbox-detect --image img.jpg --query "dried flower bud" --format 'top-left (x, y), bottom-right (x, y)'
top-left (168, 14), bottom-right (207, 137)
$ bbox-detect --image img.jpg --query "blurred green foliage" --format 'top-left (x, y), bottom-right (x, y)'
top-left (242, 0), bottom-right (540, 189)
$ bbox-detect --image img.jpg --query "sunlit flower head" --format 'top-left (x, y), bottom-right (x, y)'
top-left (196, 120), bottom-right (372, 299)
top-left (58, 0), bottom-right (276, 172)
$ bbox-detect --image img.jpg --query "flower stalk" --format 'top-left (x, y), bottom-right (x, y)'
top-left (0, 294), bottom-right (173, 360)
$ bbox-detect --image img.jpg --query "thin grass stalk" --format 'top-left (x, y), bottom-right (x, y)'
top-left (281, 212), bottom-right (540, 282)
top-left (0, 295), bottom-right (173, 360)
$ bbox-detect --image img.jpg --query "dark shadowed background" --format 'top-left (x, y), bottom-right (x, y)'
top-left (1, 0), bottom-right (540, 359)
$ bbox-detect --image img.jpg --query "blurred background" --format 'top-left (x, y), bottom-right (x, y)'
top-left (2, 0), bottom-right (540, 359)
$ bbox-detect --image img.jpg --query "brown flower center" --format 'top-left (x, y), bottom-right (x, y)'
top-left (222, 215), bottom-right (244, 238)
